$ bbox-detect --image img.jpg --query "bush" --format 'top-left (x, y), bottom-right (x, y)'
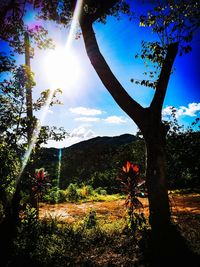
top-left (66, 183), bottom-right (80, 202)
top-left (99, 189), bottom-right (107, 195)
top-left (43, 187), bottom-right (66, 204)
top-left (80, 185), bottom-right (94, 198)
top-left (84, 209), bottom-right (97, 229)
top-left (95, 187), bottom-right (107, 195)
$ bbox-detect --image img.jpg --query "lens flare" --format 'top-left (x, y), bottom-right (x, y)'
top-left (56, 148), bottom-right (62, 203)
top-left (17, 0), bottom-right (84, 186)
top-left (44, 47), bottom-right (81, 89)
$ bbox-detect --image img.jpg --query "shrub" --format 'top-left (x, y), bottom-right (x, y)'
top-left (117, 161), bottom-right (146, 233)
top-left (43, 187), bottom-right (66, 204)
top-left (84, 209), bottom-right (97, 229)
top-left (99, 189), bottom-right (107, 195)
top-left (66, 183), bottom-right (80, 202)
top-left (95, 187), bottom-right (107, 195)
top-left (81, 185), bottom-right (94, 198)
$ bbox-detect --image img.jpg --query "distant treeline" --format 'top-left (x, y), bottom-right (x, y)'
top-left (36, 132), bottom-right (200, 192)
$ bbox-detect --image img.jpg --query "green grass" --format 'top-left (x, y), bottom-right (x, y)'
top-left (79, 193), bottom-right (125, 203)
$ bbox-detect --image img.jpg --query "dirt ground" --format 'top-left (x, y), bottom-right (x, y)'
top-left (39, 193), bottom-right (200, 224)
top-left (39, 193), bottom-right (200, 261)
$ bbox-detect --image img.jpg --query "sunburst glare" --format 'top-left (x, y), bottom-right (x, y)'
top-left (44, 47), bottom-right (81, 89)
top-left (18, 0), bottom-right (83, 184)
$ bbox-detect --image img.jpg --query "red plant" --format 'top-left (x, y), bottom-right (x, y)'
top-left (32, 168), bottom-right (51, 197)
top-left (118, 161), bottom-right (146, 231)
top-left (118, 161), bottom-right (143, 206)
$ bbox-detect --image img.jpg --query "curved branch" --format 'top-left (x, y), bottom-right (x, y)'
top-left (150, 42), bottom-right (179, 113)
top-left (71, 0), bottom-right (119, 23)
top-left (79, 19), bottom-right (144, 125)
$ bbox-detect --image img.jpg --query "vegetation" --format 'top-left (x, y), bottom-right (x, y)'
top-left (37, 118), bottom-right (200, 194)
top-left (42, 183), bottom-right (121, 204)
top-left (0, 0), bottom-right (200, 266)
top-left (9, 191), bottom-right (200, 267)
top-left (12, 212), bottom-right (146, 267)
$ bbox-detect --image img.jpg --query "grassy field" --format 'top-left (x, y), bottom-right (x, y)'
top-left (11, 192), bottom-right (200, 266)
top-left (39, 192), bottom-right (200, 254)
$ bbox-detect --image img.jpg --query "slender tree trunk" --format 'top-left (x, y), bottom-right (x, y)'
top-left (140, 113), bottom-right (171, 231)
top-left (24, 31), bottom-right (33, 146)
top-left (141, 121), bottom-right (199, 267)
top-left (145, 133), bottom-right (170, 231)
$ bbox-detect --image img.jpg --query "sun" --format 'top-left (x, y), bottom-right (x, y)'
top-left (44, 46), bottom-right (81, 89)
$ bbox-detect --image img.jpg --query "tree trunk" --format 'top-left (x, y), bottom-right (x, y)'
top-left (141, 117), bottom-right (171, 232)
top-left (132, 106), bottom-right (171, 232)
top-left (142, 121), bottom-right (200, 267)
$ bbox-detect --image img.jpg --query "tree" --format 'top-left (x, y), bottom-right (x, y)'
top-left (73, 0), bottom-right (199, 233)
top-left (74, 0), bottom-right (173, 232)
top-left (0, 3), bottom-right (67, 264)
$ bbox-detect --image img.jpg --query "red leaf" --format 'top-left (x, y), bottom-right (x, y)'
top-left (123, 161), bottom-right (131, 173)
top-left (41, 170), bottom-right (44, 180)
top-left (132, 164), bottom-right (139, 173)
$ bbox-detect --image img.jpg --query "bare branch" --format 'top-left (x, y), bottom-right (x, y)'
top-left (79, 18), bottom-right (144, 125)
top-left (150, 42), bottom-right (179, 113)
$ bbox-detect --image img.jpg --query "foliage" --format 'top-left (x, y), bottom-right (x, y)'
top-left (84, 209), bottom-right (97, 229)
top-left (0, 139), bottom-right (21, 223)
top-left (165, 108), bottom-right (200, 188)
top-left (37, 134), bottom-right (144, 193)
top-left (42, 184), bottom-right (122, 204)
top-left (0, 0), bottom-right (68, 236)
top-left (117, 161), bottom-right (146, 232)
top-left (0, 202), bottom-right (5, 223)
top-left (132, 0), bottom-right (200, 87)
top-left (13, 212), bottom-right (145, 267)
top-left (32, 168), bottom-right (51, 198)
top-left (95, 187), bottom-right (107, 195)
top-left (66, 183), bottom-right (80, 202)
top-left (43, 187), bottom-right (66, 204)
top-left (39, 123), bottom-right (200, 194)
top-left (80, 185), bottom-right (94, 197)
top-left (0, 0), bottom-right (54, 53)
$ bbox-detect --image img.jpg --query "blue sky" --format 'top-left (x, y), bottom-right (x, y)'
top-left (4, 2), bottom-right (200, 148)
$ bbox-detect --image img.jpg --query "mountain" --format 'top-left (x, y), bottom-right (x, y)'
top-left (37, 134), bottom-right (145, 192)
top-left (68, 134), bottom-right (138, 150)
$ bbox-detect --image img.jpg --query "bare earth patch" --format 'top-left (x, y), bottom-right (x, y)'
top-left (39, 193), bottom-right (200, 264)
top-left (39, 194), bottom-right (199, 223)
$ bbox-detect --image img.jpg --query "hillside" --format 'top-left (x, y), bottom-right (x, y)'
top-left (68, 134), bottom-right (138, 150)
top-left (36, 130), bottom-right (200, 191)
top-left (37, 134), bottom-right (144, 191)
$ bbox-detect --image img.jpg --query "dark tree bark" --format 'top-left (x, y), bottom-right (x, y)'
top-left (78, 4), bottom-right (179, 232)
top-left (24, 31), bottom-right (33, 146)
top-left (141, 113), bottom-right (171, 231)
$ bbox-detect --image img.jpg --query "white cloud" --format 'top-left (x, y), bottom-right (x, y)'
top-left (162, 103), bottom-right (200, 119)
top-left (45, 125), bottom-right (97, 148)
top-left (178, 103), bottom-right (200, 117)
top-left (104, 116), bottom-right (127, 124)
top-left (70, 125), bottom-right (96, 139)
top-left (162, 106), bottom-right (174, 117)
top-left (75, 117), bottom-right (100, 122)
top-left (84, 129), bottom-right (96, 139)
top-left (69, 106), bottom-right (103, 116)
